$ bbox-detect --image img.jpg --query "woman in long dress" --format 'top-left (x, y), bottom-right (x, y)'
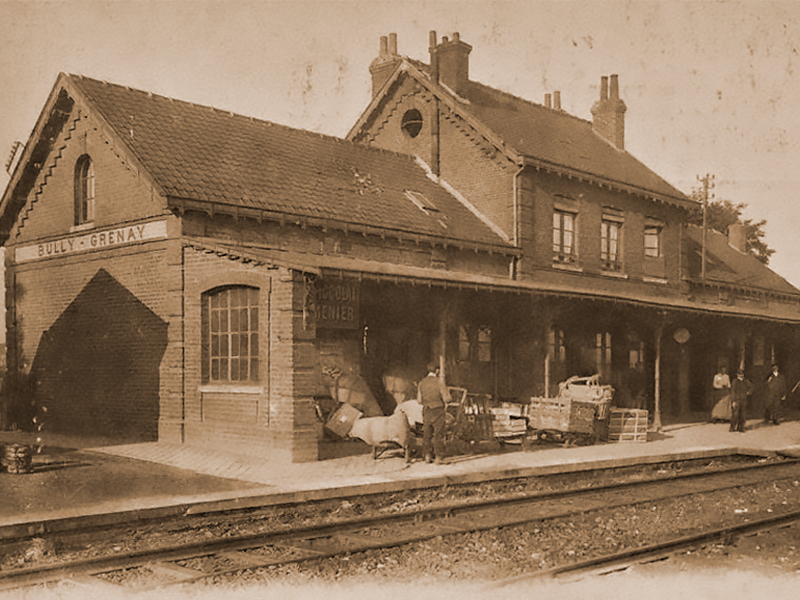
top-left (710, 366), bottom-right (732, 422)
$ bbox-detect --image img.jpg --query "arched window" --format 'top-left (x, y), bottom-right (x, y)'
top-left (201, 286), bottom-right (260, 383)
top-left (74, 155), bottom-right (95, 224)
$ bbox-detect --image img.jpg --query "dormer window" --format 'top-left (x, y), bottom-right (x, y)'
top-left (401, 109), bottom-right (423, 138)
top-left (74, 155), bottom-right (95, 225)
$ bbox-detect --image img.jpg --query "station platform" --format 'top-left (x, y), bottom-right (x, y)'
top-left (1, 417), bottom-right (800, 537)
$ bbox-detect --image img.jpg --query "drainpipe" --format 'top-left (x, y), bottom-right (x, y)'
top-left (513, 162), bottom-right (524, 247)
top-left (512, 161), bottom-right (525, 284)
top-left (429, 31), bottom-right (440, 177)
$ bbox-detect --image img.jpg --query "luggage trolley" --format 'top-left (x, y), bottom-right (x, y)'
top-left (528, 375), bottom-right (613, 446)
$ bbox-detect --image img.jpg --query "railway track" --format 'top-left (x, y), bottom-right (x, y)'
top-left (496, 507), bottom-right (800, 586)
top-left (2, 457), bottom-right (800, 592)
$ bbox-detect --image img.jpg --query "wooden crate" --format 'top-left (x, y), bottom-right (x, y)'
top-left (529, 397), bottom-right (594, 434)
top-left (608, 409), bottom-right (648, 442)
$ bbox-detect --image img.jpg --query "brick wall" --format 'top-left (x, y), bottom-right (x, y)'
top-left (360, 86), bottom-right (517, 242)
top-left (5, 238), bottom-right (179, 441)
top-left (182, 210), bottom-right (510, 280)
top-left (183, 246), bottom-right (318, 462)
top-left (519, 169), bottom-right (683, 284)
top-left (3, 97), bottom-right (181, 442)
top-left (12, 107), bottom-right (166, 245)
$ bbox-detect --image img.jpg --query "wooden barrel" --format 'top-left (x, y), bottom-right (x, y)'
top-left (2, 443), bottom-right (33, 474)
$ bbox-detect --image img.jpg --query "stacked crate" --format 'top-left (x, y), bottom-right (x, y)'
top-left (608, 409), bottom-right (648, 442)
top-left (489, 403), bottom-right (528, 438)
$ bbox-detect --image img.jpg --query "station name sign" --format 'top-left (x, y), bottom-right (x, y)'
top-left (15, 220), bottom-right (169, 264)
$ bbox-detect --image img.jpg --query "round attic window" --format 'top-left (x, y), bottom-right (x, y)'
top-left (401, 109), bottom-right (423, 138)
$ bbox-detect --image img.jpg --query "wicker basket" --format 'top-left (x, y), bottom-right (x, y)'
top-left (2, 443), bottom-right (33, 474)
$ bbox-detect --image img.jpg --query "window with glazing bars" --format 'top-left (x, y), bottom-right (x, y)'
top-left (202, 286), bottom-right (259, 383)
top-left (553, 210), bottom-right (575, 260)
top-left (644, 223), bottom-right (662, 258)
top-left (74, 155), bottom-right (95, 224)
top-left (601, 219), bottom-right (621, 268)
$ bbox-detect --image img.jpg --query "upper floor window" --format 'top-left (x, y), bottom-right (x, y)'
top-left (601, 219), bottom-right (622, 270)
top-left (201, 286), bottom-right (260, 383)
top-left (553, 210), bottom-right (576, 262)
top-left (644, 220), bottom-right (663, 258)
top-left (74, 155), bottom-right (95, 225)
top-left (401, 109), bottom-right (424, 138)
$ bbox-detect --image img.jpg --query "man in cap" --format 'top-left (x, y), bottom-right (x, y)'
top-left (417, 361), bottom-right (448, 465)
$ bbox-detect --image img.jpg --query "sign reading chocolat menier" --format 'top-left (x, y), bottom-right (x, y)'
top-left (315, 279), bottom-right (359, 329)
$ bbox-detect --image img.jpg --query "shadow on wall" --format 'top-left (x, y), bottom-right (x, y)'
top-left (31, 269), bottom-right (168, 442)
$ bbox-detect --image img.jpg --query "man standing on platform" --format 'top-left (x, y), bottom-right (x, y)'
top-left (764, 364), bottom-right (787, 425)
top-left (730, 368), bottom-right (753, 432)
top-left (417, 361), bottom-right (448, 465)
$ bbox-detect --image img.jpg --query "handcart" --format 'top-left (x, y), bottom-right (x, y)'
top-left (527, 375), bottom-right (613, 446)
top-left (443, 387), bottom-right (494, 453)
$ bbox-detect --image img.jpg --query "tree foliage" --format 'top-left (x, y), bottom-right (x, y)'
top-left (687, 192), bottom-right (775, 265)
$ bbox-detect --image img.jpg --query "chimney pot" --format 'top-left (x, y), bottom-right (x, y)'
top-left (434, 32), bottom-right (472, 94)
top-left (591, 74), bottom-right (626, 149)
top-left (429, 30), bottom-right (437, 49)
top-left (554, 91), bottom-right (561, 110)
top-left (545, 93), bottom-right (552, 108)
top-left (370, 33), bottom-right (401, 96)
top-left (453, 32), bottom-right (460, 42)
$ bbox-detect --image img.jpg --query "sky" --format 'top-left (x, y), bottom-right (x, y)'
top-left (2, 0), bottom-right (800, 286)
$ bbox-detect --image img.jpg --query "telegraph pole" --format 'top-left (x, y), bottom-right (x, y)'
top-left (697, 173), bottom-right (715, 279)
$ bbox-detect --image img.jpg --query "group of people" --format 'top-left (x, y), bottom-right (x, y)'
top-left (712, 364), bottom-right (789, 432)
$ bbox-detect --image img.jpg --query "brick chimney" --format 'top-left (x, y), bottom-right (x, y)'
top-left (369, 33), bottom-right (401, 96)
top-left (728, 223), bottom-right (747, 253)
top-left (591, 74), bottom-right (627, 149)
top-left (431, 31), bottom-right (472, 95)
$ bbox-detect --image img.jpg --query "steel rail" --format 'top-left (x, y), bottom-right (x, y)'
top-left (1, 458), bottom-right (799, 591)
top-left (494, 508), bottom-right (800, 586)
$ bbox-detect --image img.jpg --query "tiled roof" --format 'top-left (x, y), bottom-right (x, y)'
top-left (683, 225), bottom-right (800, 296)
top-left (68, 75), bottom-right (511, 249)
top-left (458, 81), bottom-right (690, 205)
top-left (370, 60), bottom-right (692, 207)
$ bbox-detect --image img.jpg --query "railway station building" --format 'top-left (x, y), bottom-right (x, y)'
top-left (2, 32), bottom-right (800, 462)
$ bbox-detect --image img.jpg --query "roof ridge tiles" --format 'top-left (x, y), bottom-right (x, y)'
top-left (468, 80), bottom-right (593, 127)
top-left (67, 74), bottom-right (451, 172)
